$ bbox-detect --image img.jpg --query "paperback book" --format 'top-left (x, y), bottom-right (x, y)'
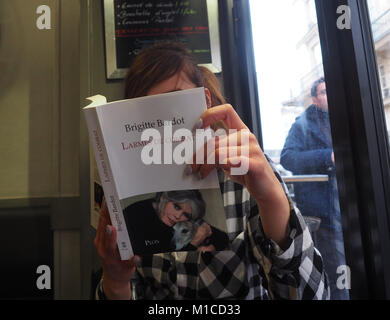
top-left (84, 88), bottom-right (228, 260)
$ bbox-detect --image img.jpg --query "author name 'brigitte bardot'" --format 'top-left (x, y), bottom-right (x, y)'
top-left (125, 117), bottom-right (185, 133)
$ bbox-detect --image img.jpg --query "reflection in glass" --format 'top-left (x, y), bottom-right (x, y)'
top-left (367, 0), bottom-right (390, 142)
top-left (249, 0), bottom-right (349, 299)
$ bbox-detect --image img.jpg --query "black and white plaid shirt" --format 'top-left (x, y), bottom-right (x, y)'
top-left (96, 162), bottom-right (330, 300)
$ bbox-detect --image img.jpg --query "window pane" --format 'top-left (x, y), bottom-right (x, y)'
top-left (249, 0), bottom-right (349, 299)
top-left (367, 0), bottom-right (390, 142)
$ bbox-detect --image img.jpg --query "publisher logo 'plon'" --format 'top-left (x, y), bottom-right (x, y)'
top-left (140, 121), bottom-right (250, 175)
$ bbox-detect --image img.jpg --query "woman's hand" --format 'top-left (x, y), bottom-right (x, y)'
top-left (191, 105), bottom-right (291, 246)
top-left (190, 222), bottom-right (212, 247)
top-left (94, 198), bottom-right (140, 300)
top-left (197, 244), bottom-right (216, 252)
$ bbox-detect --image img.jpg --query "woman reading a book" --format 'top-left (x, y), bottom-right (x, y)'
top-left (94, 42), bottom-right (329, 300)
top-left (123, 190), bottom-right (229, 254)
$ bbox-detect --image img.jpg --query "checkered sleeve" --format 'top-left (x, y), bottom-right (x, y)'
top-left (247, 162), bottom-right (330, 300)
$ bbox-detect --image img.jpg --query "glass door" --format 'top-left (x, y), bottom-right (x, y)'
top-left (249, 0), bottom-right (349, 300)
top-left (241, 0), bottom-right (390, 299)
top-left (367, 0), bottom-right (390, 143)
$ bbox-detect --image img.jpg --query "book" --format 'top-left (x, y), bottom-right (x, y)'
top-left (83, 88), bottom-right (228, 260)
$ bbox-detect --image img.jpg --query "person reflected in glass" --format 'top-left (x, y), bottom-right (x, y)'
top-left (280, 77), bottom-right (349, 300)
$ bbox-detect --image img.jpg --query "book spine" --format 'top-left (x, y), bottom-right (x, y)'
top-left (84, 108), bottom-right (133, 260)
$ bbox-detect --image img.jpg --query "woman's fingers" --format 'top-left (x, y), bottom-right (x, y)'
top-left (191, 129), bottom-right (252, 173)
top-left (190, 104), bottom-right (261, 180)
top-left (95, 198), bottom-right (141, 291)
top-left (198, 104), bottom-right (248, 131)
top-left (197, 245), bottom-right (216, 252)
top-left (126, 255), bottom-right (141, 270)
top-left (95, 198), bottom-right (107, 249)
top-left (100, 198), bottom-right (111, 225)
top-left (105, 225), bottom-right (119, 255)
top-left (95, 198), bottom-right (112, 250)
top-left (193, 141), bottom-right (256, 179)
top-left (95, 197), bottom-right (123, 263)
top-left (100, 225), bottom-right (141, 282)
top-left (198, 145), bottom-right (247, 178)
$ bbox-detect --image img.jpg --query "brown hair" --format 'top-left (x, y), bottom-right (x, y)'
top-left (198, 66), bottom-right (226, 106)
top-left (124, 42), bottom-right (226, 108)
top-left (124, 42), bottom-right (204, 99)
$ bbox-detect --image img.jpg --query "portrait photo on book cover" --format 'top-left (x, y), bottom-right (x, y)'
top-left (120, 188), bottom-right (229, 255)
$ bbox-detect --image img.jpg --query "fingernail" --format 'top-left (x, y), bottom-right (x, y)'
top-left (106, 225), bottom-right (112, 236)
top-left (184, 165), bottom-right (192, 176)
top-left (133, 256), bottom-right (140, 264)
top-left (192, 118), bottom-right (203, 132)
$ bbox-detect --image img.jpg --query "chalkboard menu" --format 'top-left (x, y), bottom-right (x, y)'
top-left (104, 0), bottom-right (221, 79)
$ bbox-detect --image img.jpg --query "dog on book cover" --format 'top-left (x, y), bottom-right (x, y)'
top-left (123, 190), bottom-right (229, 255)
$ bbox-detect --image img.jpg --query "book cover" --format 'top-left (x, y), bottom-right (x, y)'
top-left (83, 88), bottom-right (228, 260)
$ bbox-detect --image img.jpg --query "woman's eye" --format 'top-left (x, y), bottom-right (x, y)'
top-left (174, 203), bottom-right (181, 210)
